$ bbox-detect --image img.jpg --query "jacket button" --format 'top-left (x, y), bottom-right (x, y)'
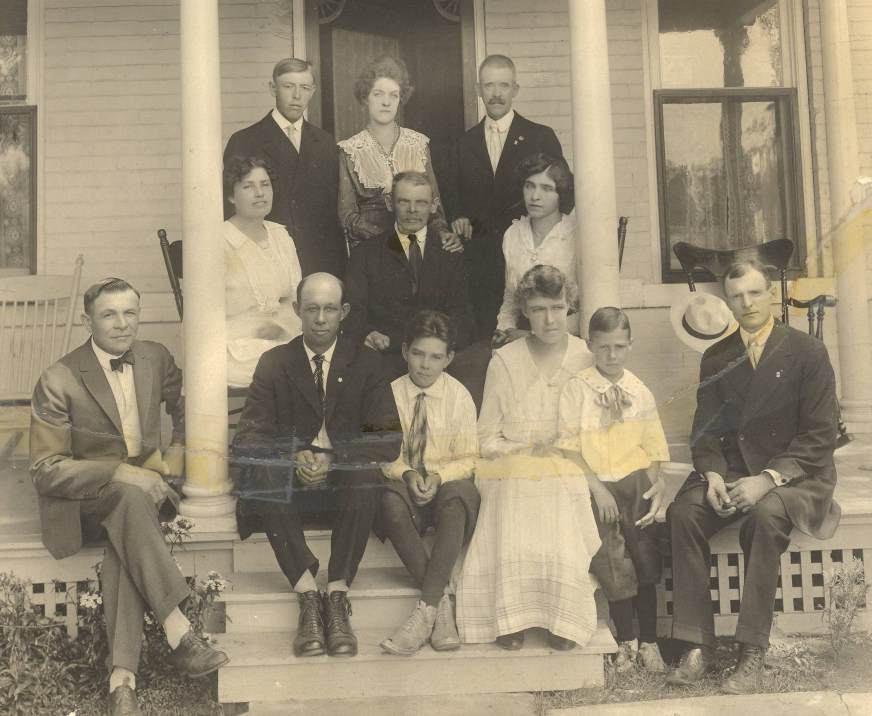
top-left (738, 433), bottom-right (745, 441)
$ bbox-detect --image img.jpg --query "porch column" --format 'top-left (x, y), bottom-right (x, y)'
top-left (820, 0), bottom-right (872, 432)
top-left (179, 0), bottom-right (237, 529)
top-left (568, 0), bottom-right (621, 329)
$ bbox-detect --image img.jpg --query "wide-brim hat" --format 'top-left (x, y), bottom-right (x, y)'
top-left (670, 291), bottom-right (738, 353)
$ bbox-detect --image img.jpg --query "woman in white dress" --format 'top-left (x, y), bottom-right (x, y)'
top-left (224, 155), bottom-right (302, 388)
top-left (493, 154), bottom-right (579, 346)
top-left (337, 55), bottom-right (453, 248)
top-left (456, 265), bottom-right (601, 650)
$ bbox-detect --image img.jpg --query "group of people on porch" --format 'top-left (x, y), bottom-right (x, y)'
top-left (27, 53), bottom-right (840, 716)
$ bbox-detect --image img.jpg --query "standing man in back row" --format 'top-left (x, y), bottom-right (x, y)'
top-left (224, 58), bottom-right (346, 278)
top-left (444, 54), bottom-right (564, 339)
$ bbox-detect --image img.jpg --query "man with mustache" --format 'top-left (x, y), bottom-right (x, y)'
top-left (223, 58), bottom-right (346, 278)
top-left (443, 54), bottom-right (564, 339)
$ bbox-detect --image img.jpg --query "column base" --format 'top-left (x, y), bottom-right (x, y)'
top-left (179, 483), bottom-right (237, 534)
top-left (840, 399), bottom-right (872, 435)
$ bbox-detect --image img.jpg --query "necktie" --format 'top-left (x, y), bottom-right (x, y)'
top-left (312, 353), bottom-right (325, 408)
top-left (287, 124), bottom-right (300, 153)
top-left (406, 392), bottom-right (428, 475)
top-left (595, 384), bottom-right (632, 428)
top-left (407, 235), bottom-right (423, 292)
top-left (109, 350), bottom-right (135, 372)
top-left (747, 336), bottom-right (763, 369)
top-left (487, 123), bottom-right (503, 172)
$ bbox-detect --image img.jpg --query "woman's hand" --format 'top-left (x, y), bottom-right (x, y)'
top-left (451, 217), bottom-right (473, 241)
top-left (590, 480), bottom-right (620, 525)
top-left (439, 230), bottom-right (464, 254)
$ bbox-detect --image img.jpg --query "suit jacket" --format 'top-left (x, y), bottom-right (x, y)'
top-left (223, 113), bottom-right (346, 278)
top-left (29, 340), bottom-right (184, 559)
top-left (690, 323), bottom-right (840, 539)
top-left (231, 334), bottom-right (401, 539)
top-left (344, 227), bottom-right (474, 352)
top-left (443, 112), bottom-right (564, 242)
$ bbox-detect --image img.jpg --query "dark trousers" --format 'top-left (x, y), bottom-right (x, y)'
top-left (667, 478), bottom-right (793, 649)
top-left (464, 235), bottom-right (504, 340)
top-left (80, 482), bottom-right (191, 674)
top-left (261, 467), bottom-right (383, 588)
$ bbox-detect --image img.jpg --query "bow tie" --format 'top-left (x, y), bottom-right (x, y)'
top-left (109, 350), bottom-right (135, 372)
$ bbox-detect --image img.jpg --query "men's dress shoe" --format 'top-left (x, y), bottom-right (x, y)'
top-left (548, 633), bottom-right (576, 651)
top-left (294, 590), bottom-right (326, 657)
top-left (722, 644), bottom-right (766, 694)
top-left (108, 682), bottom-right (141, 716)
top-left (430, 594), bottom-right (461, 652)
top-left (638, 641), bottom-right (668, 673)
top-left (613, 640), bottom-right (637, 672)
top-left (495, 631), bottom-right (525, 650)
top-left (324, 591), bottom-right (358, 657)
top-left (665, 646), bottom-right (711, 686)
top-left (380, 600), bottom-right (437, 656)
top-left (167, 630), bottom-right (230, 678)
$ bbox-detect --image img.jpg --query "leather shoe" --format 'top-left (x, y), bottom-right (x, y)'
top-left (324, 591), bottom-right (358, 657)
top-left (108, 682), bottom-right (141, 716)
top-left (722, 643), bottom-right (766, 694)
top-left (495, 631), bottom-right (525, 650)
top-left (665, 646), bottom-right (712, 686)
top-left (294, 590), bottom-right (326, 657)
top-left (548, 632), bottom-right (576, 650)
top-left (166, 630), bottom-right (230, 678)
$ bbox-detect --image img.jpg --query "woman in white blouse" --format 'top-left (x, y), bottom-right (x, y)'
top-left (337, 55), bottom-right (453, 248)
top-left (223, 156), bottom-right (302, 388)
top-left (456, 265), bottom-right (600, 651)
top-left (493, 153), bottom-right (578, 346)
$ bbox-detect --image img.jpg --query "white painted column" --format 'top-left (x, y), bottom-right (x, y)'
top-left (179, 0), bottom-right (237, 529)
top-left (820, 0), bottom-right (872, 432)
top-left (568, 0), bottom-right (622, 331)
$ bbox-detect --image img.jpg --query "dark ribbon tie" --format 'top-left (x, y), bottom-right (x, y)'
top-left (109, 350), bottom-right (135, 372)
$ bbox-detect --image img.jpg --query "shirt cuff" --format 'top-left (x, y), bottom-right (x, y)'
top-left (763, 468), bottom-right (789, 486)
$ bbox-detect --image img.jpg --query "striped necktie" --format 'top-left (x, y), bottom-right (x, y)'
top-left (312, 353), bottom-right (325, 408)
top-left (406, 392), bottom-right (428, 475)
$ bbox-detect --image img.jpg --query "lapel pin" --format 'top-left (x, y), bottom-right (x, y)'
top-left (337, 377), bottom-right (343, 383)
top-left (776, 370), bottom-right (782, 378)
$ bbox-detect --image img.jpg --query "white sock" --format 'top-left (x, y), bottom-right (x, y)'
top-left (109, 667), bottom-right (136, 693)
top-left (162, 606), bottom-right (191, 650)
top-left (293, 570), bottom-right (318, 594)
top-left (326, 579), bottom-right (348, 594)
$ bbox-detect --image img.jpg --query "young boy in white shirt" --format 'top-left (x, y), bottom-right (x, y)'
top-left (377, 310), bottom-right (480, 656)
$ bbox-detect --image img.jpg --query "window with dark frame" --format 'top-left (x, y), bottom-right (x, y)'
top-left (655, 0), bottom-right (806, 283)
top-left (0, 0), bottom-right (35, 275)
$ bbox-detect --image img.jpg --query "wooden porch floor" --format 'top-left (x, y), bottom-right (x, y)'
top-left (2, 437), bottom-right (870, 547)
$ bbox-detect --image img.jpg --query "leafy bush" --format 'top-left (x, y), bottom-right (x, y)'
top-left (823, 556), bottom-right (869, 662)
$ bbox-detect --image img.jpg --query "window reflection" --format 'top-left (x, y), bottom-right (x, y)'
top-left (659, 0), bottom-right (782, 88)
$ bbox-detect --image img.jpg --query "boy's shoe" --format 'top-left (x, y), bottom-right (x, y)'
top-left (324, 591), bottom-right (358, 657)
top-left (613, 640), bottom-right (637, 672)
top-left (293, 590), bottom-right (325, 657)
top-left (638, 641), bottom-right (667, 673)
top-left (431, 594), bottom-right (461, 651)
top-left (380, 601), bottom-right (437, 656)
top-left (665, 646), bottom-right (712, 686)
top-left (721, 644), bottom-right (766, 694)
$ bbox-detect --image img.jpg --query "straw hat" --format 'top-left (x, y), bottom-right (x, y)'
top-left (670, 291), bottom-right (738, 353)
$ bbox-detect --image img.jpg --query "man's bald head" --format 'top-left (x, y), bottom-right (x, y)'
top-left (294, 272), bottom-right (349, 351)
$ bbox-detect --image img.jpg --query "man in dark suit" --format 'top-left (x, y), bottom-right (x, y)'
top-left (30, 278), bottom-right (228, 716)
top-left (232, 272), bottom-right (401, 659)
top-left (344, 171), bottom-right (474, 380)
top-left (666, 260), bottom-right (840, 694)
top-left (223, 58), bottom-right (346, 278)
top-left (444, 54), bottom-right (564, 339)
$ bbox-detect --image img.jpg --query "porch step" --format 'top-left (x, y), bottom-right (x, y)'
top-left (233, 532), bottom-right (428, 573)
top-left (216, 624), bottom-right (615, 703)
top-left (221, 567), bottom-right (421, 632)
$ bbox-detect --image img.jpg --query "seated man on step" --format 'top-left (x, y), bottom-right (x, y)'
top-left (30, 278), bottom-right (228, 716)
top-left (666, 259), bottom-right (840, 694)
top-left (376, 310), bottom-right (480, 656)
top-left (232, 272), bottom-right (401, 658)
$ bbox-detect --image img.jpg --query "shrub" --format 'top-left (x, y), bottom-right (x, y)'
top-left (823, 556), bottom-right (869, 662)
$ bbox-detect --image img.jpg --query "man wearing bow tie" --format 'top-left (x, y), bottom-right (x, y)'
top-left (344, 171), bottom-right (474, 380)
top-left (30, 278), bottom-right (228, 716)
top-left (666, 259), bottom-right (840, 694)
top-left (232, 272), bottom-right (401, 659)
top-left (442, 54), bottom-right (564, 339)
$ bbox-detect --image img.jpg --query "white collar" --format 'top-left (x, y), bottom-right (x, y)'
top-left (519, 213), bottom-right (574, 245)
top-left (223, 219), bottom-right (271, 250)
top-left (395, 224), bottom-right (427, 243)
top-left (579, 365), bottom-right (640, 397)
top-left (485, 109), bottom-right (515, 134)
top-left (739, 314), bottom-right (775, 349)
top-left (91, 338), bottom-right (131, 371)
top-left (303, 337), bottom-right (337, 364)
top-left (401, 372), bottom-right (446, 400)
top-left (271, 108), bottom-right (304, 135)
